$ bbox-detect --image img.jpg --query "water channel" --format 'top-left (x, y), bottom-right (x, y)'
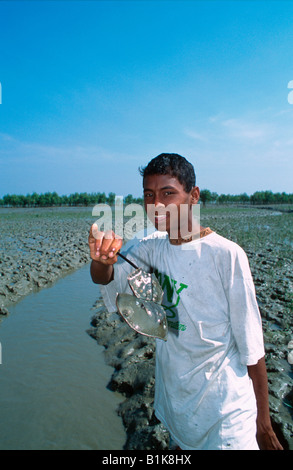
top-left (0, 264), bottom-right (126, 450)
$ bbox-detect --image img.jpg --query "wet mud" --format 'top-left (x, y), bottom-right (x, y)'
top-left (0, 207), bottom-right (91, 311)
top-left (1, 206), bottom-right (292, 450)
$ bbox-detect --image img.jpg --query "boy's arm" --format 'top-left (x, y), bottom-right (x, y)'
top-left (247, 356), bottom-right (283, 450)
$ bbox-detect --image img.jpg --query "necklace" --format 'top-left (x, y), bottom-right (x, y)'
top-left (169, 227), bottom-right (213, 245)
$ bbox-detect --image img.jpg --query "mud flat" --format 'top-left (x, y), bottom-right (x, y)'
top-left (88, 207), bottom-right (293, 450)
top-left (0, 207), bottom-right (92, 314)
top-left (1, 206), bottom-right (292, 449)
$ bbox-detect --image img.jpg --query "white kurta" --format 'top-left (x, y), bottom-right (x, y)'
top-left (100, 231), bottom-right (265, 450)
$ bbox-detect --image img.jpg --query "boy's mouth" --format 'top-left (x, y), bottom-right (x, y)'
top-left (154, 212), bottom-right (170, 227)
top-left (154, 214), bottom-right (167, 222)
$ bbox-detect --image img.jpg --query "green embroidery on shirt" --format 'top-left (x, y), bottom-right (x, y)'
top-left (167, 320), bottom-right (187, 331)
top-left (154, 269), bottom-right (188, 331)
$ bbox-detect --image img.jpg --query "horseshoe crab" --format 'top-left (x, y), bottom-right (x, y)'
top-left (116, 254), bottom-right (168, 341)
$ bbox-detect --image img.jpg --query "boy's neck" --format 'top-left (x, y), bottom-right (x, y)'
top-left (168, 221), bottom-right (209, 245)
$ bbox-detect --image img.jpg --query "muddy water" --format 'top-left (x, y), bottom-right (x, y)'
top-left (0, 264), bottom-right (126, 450)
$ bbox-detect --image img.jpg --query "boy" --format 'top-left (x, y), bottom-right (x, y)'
top-left (89, 153), bottom-right (282, 450)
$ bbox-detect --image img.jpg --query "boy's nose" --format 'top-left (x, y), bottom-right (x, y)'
top-left (154, 201), bottom-right (165, 209)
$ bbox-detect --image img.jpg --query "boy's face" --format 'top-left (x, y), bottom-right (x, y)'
top-left (143, 173), bottom-right (199, 237)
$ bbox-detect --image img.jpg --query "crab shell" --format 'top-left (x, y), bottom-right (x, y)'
top-left (116, 293), bottom-right (168, 341)
top-left (127, 268), bottom-right (164, 304)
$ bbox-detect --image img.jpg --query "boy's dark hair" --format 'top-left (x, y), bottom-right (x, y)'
top-left (139, 153), bottom-right (196, 193)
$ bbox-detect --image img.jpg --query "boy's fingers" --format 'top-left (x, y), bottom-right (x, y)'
top-left (100, 231), bottom-right (116, 255)
top-left (91, 223), bottom-right (102, 240)
top-left (89, 224), bottom-right (100, 243)
top-left (107, 237), bottom-right (123, 258)
top-left (91, 224), bottom-right (105, 251)
top-left (100, 231), bottom-right (123, 259)
top-left (88, 224), bottom-right (104, 261)
top-left (89, 225), bottom-right (122, 262)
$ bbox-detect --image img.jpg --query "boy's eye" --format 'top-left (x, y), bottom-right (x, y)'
top-left (163, 191), bottom-right (176, 197)
top-left (144, 190), bottom-right (176, 198)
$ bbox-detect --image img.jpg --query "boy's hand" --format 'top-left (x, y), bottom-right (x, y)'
top-left (88, 224), bottom-right (123, 265)
top-left (256, 424), bottom-right (284, 450)
top-left (256, 419), bottom-right (284, 450)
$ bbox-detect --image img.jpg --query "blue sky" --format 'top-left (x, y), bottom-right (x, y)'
top-left (0, 0), bottom-right (293, 198)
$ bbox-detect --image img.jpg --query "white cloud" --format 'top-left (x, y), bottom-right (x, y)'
top-left (221, 118), bottom-right (270, 141)
top-left (181, 110), bottom-right (293, 194)
top-left (183, 114), bottom-right (273, 145)
top-left (0, 134), bottom-right (132, 165)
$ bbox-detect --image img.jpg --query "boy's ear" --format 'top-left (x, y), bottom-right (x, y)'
top-left (190, 186), bottom-right (200, 204)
